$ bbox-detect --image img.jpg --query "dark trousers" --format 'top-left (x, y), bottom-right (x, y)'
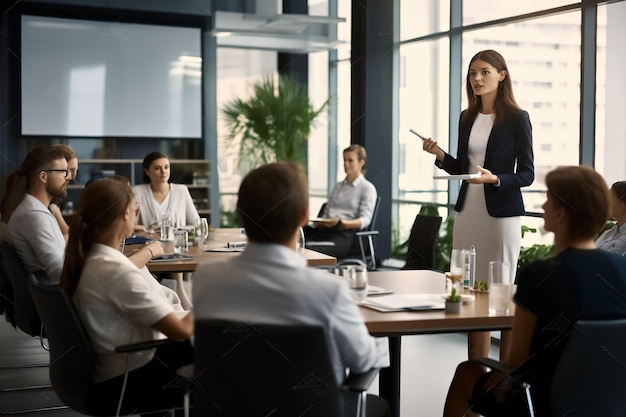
top-left (95, 340), bottom-right (193, 416)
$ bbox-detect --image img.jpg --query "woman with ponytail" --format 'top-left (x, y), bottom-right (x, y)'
top-left (61, 177), bottom-right (192, 413)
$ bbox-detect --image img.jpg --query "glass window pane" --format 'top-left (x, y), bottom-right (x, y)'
top-left (336, 60), bottom-right (352, 181)
top-left (336, 0), bottom-right (352, 61)
top-left (462, 11), bottom-right (581, 214)
top-left (399, 0), bottom-right (449, 41)
top-left (216, 48), bottom-right (277, 225)
top-left (463, 0), bottom-right (575, 25)
top-left (308, 50), bottom-right (330, 197)
top-left (397, 39), bottom-right (450, 210)
top-left (595, 1), bottom-right (626, 185)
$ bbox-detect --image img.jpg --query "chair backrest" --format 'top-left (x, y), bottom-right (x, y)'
top-left (27, 273), bottom-right (102, 415)
top-left (549, 318), bottom-right (626, 416)
top-left (403, 214), bottom-right (442, 270)
top-left (367, 196), bottom-right (382, 232)
top-left (193, 320), bottom-right (343, 417)
top-left (0, 243), bottom-right (42, 336)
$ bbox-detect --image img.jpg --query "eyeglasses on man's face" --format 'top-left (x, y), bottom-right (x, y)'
top-left (41, 169), bottom-right (70, 178)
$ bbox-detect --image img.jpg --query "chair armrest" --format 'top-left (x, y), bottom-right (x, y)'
top-left (355, 230), bottom-right (379, 237)
top-left (305, 241), bottom-right (336, 247)
top-left (115, 338), bottom-right (185, 354)
top-left (344, 368), bottom-right (380, 392)
top-left (474, 357), bottom-right (514, 375)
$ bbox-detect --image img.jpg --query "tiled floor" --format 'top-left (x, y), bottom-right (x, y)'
top-left (0, 315), bottom-right (499, 417)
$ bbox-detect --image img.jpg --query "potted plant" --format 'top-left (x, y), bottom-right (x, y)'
top-left (445, 287), bottom-right (462, 313)
top-left (221, 74), bottom-right (332, 170)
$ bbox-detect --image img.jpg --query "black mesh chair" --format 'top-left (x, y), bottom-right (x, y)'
top-left (476, 318), bottom-right (626, 416)
top-left (27, 273), bottom-right (188, 416)
top-left (403, 214), bottom-right (442, 270)
top-left (192, 319), bottom-right (387, 417)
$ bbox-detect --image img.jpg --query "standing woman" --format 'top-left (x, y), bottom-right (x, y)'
top-left (61, 178), bottom-right (192, 412)
top-left (133, 151), bottom-right (200, 230)
top-left (422, 50), bottom-right (534, 359)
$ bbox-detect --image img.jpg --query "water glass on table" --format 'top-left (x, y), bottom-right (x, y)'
top-left (449, 249), bottom-right (465, 294)
top-left (488, 261), bottom-right (512, 315)
top-left (174, 230), bottom-right (189, 253)
top-left (195, 217), bottom-right (209, 245)
top-left (346, 264), bottom-right (368, 303)
top-left (160, 214), bottom-right (173, 241)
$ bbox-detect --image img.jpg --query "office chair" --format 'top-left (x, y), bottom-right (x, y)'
top-left (306, 197), bottom-right (382, 270)
top-left (27, 273), bottom-right (188, 416)
top-left (192, 319), bottom-right (386, 417)
top-left (0, 243), bottom-right (45, 345)
top-left (475, 318), bottom-right (626, 417)
top-left (403, 214), bottom-right (442, 270)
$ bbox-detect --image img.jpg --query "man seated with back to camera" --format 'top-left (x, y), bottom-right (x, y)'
top-left (192, 161), bottom-right (390, 416)
top-left (304, 144), bottom-right (378, 258)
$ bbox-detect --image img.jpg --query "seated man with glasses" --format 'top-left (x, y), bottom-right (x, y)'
top-left (3, 146), bottom-right (70, 285)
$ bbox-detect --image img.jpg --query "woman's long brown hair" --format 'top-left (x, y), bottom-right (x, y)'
top-left (462, 49), bottom-right (521, 126)
top-left (61, 178), bottom-right (134, 298)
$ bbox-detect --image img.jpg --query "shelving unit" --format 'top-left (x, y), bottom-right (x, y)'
top-left (66, 159), bottom-right (211, 216)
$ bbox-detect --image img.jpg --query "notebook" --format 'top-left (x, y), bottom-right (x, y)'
top-left (360, 293), bottom-right (445, 312)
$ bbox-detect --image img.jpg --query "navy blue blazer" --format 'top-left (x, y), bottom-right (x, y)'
top-left (435, 110), bottom-right (534, 217)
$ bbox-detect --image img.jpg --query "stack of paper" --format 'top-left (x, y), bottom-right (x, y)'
top-left (360, 294), bottom-right (445, 312)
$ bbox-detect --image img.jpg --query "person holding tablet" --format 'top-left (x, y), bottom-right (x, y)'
top-left (421, 49), bottom-right (534, 360)
top-left (304, 144), bottom-right (378, 258)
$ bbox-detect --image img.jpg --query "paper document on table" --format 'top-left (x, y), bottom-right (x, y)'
top-left (360, 293), bottom-right (445, 312)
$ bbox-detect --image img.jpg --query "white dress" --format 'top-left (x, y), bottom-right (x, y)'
top-left (453, 113), bottom-right (521, 284)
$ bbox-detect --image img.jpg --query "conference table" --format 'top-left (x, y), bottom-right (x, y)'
top-left (126, 228), bottom-right (337, 272)
top-left (363, 270), bottom-right (515, 417)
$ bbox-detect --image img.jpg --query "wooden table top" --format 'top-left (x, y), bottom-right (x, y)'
top-left (127, 228), bottom-right (337, 273)
top-left (361, 270), bottom-right (515, 337)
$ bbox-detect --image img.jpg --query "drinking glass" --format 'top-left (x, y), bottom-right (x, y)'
top-left (488, 261), bottom-right (512, 315)
top-left (346, 264), bottom-right (368, 303)
top-left (449, 249), bottom-right (464, 294)
top-left (195, 217), bottom-right (209, 242)
top-left (174, 230), bottom-right (189, 253)
top-left (160, 214), bottom-right (173, 241)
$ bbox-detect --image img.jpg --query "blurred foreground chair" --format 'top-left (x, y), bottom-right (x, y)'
top-left (475, 319), bottom-right (626, 416)
top-left (193, 320), bottom-right (387, 417)
top-left (28, 273), bottom-right (188, 416)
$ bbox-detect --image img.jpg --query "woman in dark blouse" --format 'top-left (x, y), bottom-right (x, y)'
top-left (443, 165), bottom-right (626, 417)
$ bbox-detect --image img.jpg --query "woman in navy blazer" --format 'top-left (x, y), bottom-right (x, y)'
top-left (423, 50), bottom-right (534, 360)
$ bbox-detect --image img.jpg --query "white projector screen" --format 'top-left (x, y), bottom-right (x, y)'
top-left (21, 15), bottom-right (202, 138)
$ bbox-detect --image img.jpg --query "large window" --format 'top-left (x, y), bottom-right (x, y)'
top-left (392, 1), bottom-right (622, 250)
top-left (595, 1), bottom-right (626, 185)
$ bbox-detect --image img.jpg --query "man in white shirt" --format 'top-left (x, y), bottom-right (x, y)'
top-left (6, 146), bottom-right (69, 285)
top-left (193, 161), bottom-right (389, 415)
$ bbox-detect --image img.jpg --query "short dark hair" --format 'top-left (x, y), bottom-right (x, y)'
top-left (237, 162), bottom-right (308, 244)
top-left (142, 151), bottom-right (169, 183)
top-left (611, 181), bottom-right (626, 202)
top-left (545, 165), bottom-right (610, 240)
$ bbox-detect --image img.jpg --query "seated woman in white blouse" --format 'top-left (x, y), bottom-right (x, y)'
top-left (133, 151), bottom-right (200, 230)
top-left (61, 178), bottom-right (193, 413)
